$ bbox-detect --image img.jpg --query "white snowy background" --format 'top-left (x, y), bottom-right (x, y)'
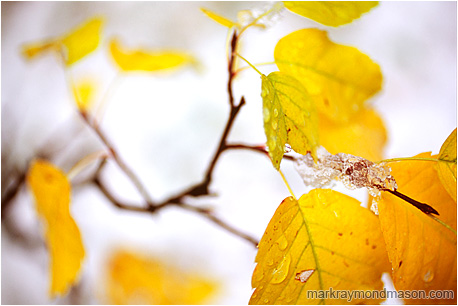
top-left (2, 1), bottom-right (456, 304)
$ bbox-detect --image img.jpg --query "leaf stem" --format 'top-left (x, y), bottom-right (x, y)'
top-left (236, 53), bottom-right (264, 76)
top-left (429, 215), bottom-right (457, 235)
top-left (279, 169), bottom-right (296, 200)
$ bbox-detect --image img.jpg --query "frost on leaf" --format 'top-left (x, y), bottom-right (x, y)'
top-left (295, 147), bottom-right (397, 197)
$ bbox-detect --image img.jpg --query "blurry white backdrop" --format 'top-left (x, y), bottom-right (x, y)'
top-left (1, 1), bottom-right (456, 304)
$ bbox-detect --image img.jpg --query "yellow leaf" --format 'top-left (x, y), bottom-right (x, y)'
top-left (377, 152), bottom-right (457, 304)
top-left (261, 72), bottom-right (319, 170)
top-left (27, 159), bottom-right (85, 297)
top-left (201, 8), bottom-right (237, 28)
top-left (436, 128), bottom-right (457, 201)
top-left (284, 1), bottom-right (378, 27)
top-left (22, 17), bottom-right (103, 66)
top-left (60, 17), bottom-right (103, 66)
top-left (318, 107), bottom-right (387, 161)
top-left (105, 250), bottom-right (218, 304)
top-left (109, 39), bottom-right (197, 72)
top-left (250, 190), bottom-right (390, 305)
top-left (72, 77), bottom-right (97, 112)
top-left (274, 28), bottom-right (382, 123)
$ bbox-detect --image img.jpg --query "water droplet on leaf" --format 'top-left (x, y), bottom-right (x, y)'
top-left (423, 269), bottom-right (434, 283)
top-left (271, 121), bottom-right (278, 130)
top-left (277, 235), bottom-right (288, 251)
top-left (271, 254), bottom-right (291, 284)
top-left (273, 108), bottom-right (279, 117)
top-left (263, 107), bottom-right (270, 122)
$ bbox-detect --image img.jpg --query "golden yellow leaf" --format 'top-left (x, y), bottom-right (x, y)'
top-left (22, 17), bottom-right (103, 66)
top-left (274, 28), bottom-right (382, 123)
top-left (261, 72), bottom-right (319, 170)
top-left (377, 152), bottom-right (457, 304)
top-left (109, 39), bottom-right (197, 72)
top-left (201, 8), bottom-right (237, 28)
top-left (436, 128), bottom-right (457, 201)
top-left (250, 190), bottom-right (390, 305)
top-left (72, 77), bottom-right (97, 112)
top-left (318, 107), bottom-right (387, 161)
top-left (27, 159), bottom-right (85, 297)
top-left (284, 1), bottom-right (378, 27)
top-left (105, 250), bottom-right (217, 304)
top-left (60, 17), bottom-right (103, 66)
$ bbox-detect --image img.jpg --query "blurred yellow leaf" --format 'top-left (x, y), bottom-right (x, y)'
top-left (22, 17), bottom-right (103, 66)
top-left (201, 8), bottom-right (236, 28)
top-left (72, 77), bottom-right (97, 112)
top-left (106, 250), bottom-right (217, 304)
top-left (436, 128), bottom-right (457, 201)
top-left (377, 152), bottom-right (457, 304)
top-left (110, 39), bottom-right (197, 72)
top-left (27, 159), bottom-right (85, 298)
top-left (274, 28), bottom-right (382, 123)
top-left (261, 72), bottom-right (319, 170)
top-left (318, 107), bottom-right (387, 161)
top-left (284, 1), bottom-right (378, 27)
top-left (250, 190), bottom-right (390, 305)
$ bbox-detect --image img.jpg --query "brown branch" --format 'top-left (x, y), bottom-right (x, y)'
top-left (163, 31), bottom-right (245, 202)
top-left (80, 112), bottom-right (156, 207)
top-left (224, 142), bottom-right (296, 161)
top-left (92, 168), bottom-right (258, 247)
top-left (1, 171), bottom-right (26, 220)
top-left (79, 28), bottom-right (259, 247)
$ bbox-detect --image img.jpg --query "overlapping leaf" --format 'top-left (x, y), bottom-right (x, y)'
top-left (284, 1), bottom-right (378, 27)
top-left (274, 28), bottom-right (382, 123)
top-left (250, 190), bottom-right (390, 305)
top-left (436, 128), bottom-right (457, 201)
top-left (27, 159), bottom-right (85, 297)
top-left (105, 250), bottom-right (217, 304)
top-left (22, 17), bottom-right (103, 66)
top-left (377, 152), bottom-right (457, 304)
top-left (318, 107), bottom-right (387, 161)
top-left (109, 39), bottom-right (197, 72)
top-left (261, 72), bottom-right (319, 170)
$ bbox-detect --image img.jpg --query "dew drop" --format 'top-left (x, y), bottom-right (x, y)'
top-left (269, 136), bottom-right (277, 148)
top-left (277, 235), bottom-right (288, 251)
top-left (254, 270), bottom-right (265, 282)
top-left (271, 120), bottom-right (278, 130)
top-left (273, 108), bottom-right (279, 117)
top-left (266, 258), bottom-right (274, 266)
top-left (263, 298), bottom-right (269, 303)
top-left (263, 107), bottom-right (270, 122)
top-left (423, 269), bottom-right (434, 283)
top-left (271, 254), bottom-right (291, 284)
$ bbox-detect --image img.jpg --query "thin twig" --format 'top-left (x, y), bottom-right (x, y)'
top-left (80, 112), bottom-right (156, 207)
top-left (1, 172), bottom-right (26, 219)
top-left (92, 169), bottom-right (259, 247)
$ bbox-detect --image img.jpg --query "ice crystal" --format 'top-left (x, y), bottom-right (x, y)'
top-left (294, 147), bottom-right (397, 196)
